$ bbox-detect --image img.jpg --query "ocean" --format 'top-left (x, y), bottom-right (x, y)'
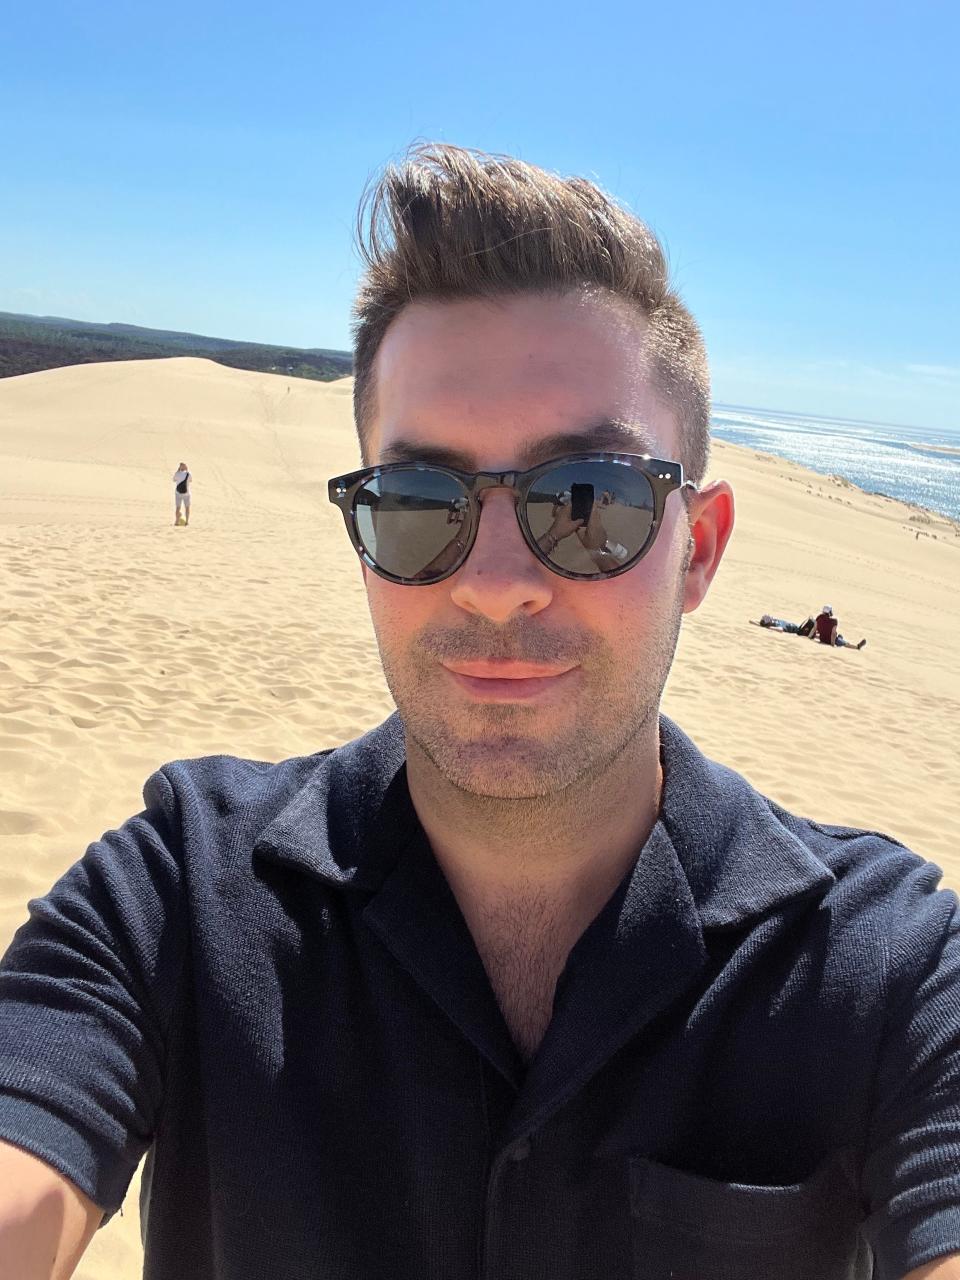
top-left (710, 405), bottom-right (960, 522)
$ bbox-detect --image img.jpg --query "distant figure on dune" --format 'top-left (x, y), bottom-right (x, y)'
top-left (759, 613), bottom-right (817, 637)
top-left (172, 462), bottom-right (191, 526)
top-left (815, 603), bottom-right (866, 649)
top-left (758, 606), bottom-right (866, 649)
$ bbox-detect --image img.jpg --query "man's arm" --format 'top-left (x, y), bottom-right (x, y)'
top-left (904, 1257), bottom-right (960, 1278)
top-left (859, 854), bottom-right (960, 1277)
top-left (0, 766), bottom-right (188, 1248)
top-left (0, 1140), bottom-right (102, 1280)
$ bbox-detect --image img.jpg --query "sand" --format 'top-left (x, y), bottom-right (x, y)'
top-left (1, 356), bottom-right (958, 1277)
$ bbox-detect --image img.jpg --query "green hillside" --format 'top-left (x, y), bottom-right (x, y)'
top-left (0, 312), bottom-right (353, 382)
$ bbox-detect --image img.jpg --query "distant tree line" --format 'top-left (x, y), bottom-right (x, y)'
top-left (0, 312), bottom-right (353, 382)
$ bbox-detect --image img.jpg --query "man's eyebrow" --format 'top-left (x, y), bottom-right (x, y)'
top-left (377, 420), bottom-right (658, 469)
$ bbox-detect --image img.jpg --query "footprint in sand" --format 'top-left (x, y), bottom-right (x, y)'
top-left (266, 685), bottom-right (313, 703)
top-left (0, 809), bottom-right (52, 836)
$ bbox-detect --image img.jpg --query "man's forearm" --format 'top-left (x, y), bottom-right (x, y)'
top-left (0, 1143), bottom-right (102, 1280)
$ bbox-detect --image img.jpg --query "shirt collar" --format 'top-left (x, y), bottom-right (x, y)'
top-left (657, 716), bottom-right (835, 929)
top-left (253, 712), bottom-right (835, 930)
top-left (252, 713), bottom-right (413, 892)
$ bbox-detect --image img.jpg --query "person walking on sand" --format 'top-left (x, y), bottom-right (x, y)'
top-left (172, 462), bottom-right (191, 526)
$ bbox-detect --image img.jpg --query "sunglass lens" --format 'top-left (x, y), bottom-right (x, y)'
top-left (526, 460), bottom-right (655, 575)
top-left (354, 469), bottom-right (470, 581)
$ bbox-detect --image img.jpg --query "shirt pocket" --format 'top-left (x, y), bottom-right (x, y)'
top-left (629, 1151), bottom-right (870, 1280)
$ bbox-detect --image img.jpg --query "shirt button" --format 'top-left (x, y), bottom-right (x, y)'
top-left (509, 1139), bottom-right (532, 1162)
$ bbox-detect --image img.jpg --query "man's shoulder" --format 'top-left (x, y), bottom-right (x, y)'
top-left (771, 798), bottom-right (942, 900)
top-left (729, 778), bottom-right (956, 1014)
top-left (754, 791), bottom-right (958, 993)
top-left (771, 797), bottom-right (907, 856)
top-left (662, 717), bottom-right (956, 949)
top-left (155, 712), bottom-right (404, 814)
top-left (140, 713), bottom-right (409, 885)
top-left (155, 745), bottom-right (333, 807)
top-left (142, 746), bottom-right (337, 862)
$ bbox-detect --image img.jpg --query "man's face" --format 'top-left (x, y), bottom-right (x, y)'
top-left (361, 291), bottom-right (702, 800)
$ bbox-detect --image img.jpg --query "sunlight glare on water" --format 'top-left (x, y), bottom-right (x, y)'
top-left (711, 407), bottom-right (960, 520)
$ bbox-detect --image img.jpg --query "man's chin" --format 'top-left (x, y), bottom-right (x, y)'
top-left (411, 728), bottom-right (586, 799)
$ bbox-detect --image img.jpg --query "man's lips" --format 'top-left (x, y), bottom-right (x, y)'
top-left (441, 660), bottom-right (577, 679)
top-left (440, 660), bottom-right (580, 703)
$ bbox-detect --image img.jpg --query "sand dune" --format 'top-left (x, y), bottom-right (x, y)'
top-left (1, 356), bottom-right (959, 1277)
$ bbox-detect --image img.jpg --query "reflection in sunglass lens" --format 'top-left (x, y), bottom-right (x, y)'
top-left (354, 469), bottom-right (470, 581)
top-left (526, 459), bottom-right (655, 575)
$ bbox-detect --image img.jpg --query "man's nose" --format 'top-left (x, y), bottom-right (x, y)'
top-left (448, 489), bottom-right (554, 622)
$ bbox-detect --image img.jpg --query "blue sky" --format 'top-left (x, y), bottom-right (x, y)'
top-left (2, 0), bottom-right (958, 433)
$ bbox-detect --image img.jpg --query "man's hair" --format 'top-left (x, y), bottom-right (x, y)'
top-left (352, 144), bottom-right (711, 484)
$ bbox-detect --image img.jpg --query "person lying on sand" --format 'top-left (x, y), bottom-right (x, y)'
top-left (0, 143), bottom-right (954, 1280)
top-left (757, 609), bottom-right (866, 649)
top-left (759, 613), bottom-right (817, 637)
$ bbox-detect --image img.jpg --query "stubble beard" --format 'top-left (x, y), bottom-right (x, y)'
top-left (373, 561), bottom-right (688, 815)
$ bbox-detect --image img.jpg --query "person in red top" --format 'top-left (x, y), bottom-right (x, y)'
top-left (815, 605), bottom-right (866, 650)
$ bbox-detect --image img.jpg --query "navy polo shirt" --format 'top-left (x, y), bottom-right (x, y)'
top-left (1, 714), bottom-right (959, 1279)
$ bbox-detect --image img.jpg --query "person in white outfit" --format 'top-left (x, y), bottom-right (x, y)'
top-left (172, 463), bottom-right (191, 526)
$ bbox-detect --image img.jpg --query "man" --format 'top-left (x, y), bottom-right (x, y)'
top-left (1, 145), bottom-right (958, 1279)
top-left (816, 603), bottom-right (867, 650)
top-left (816, 603), bottom-right (839, 644)
top-left (172, 460), bottom-right (191, 525)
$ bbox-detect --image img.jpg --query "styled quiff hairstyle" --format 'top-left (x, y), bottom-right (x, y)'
top-left (352, 144), bottom-right (711, 483)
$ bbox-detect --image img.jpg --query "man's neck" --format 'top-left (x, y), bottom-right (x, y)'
top-left (404, 721), bottom-right (663, 951)
top-left (403, 722), bottom-right (662, 1059)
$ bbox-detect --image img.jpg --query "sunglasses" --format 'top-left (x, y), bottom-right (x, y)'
top-left (327, 452), bottom-right (696, 586)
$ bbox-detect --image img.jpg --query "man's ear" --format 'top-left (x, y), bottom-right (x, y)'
top-left (682, 480), bottom-right (735, 615)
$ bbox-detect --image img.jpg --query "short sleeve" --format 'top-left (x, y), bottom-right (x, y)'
top-left (861, 859), bottom-right (960, 1278)
top-left (0, 767), bottom-right (186, 1219)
